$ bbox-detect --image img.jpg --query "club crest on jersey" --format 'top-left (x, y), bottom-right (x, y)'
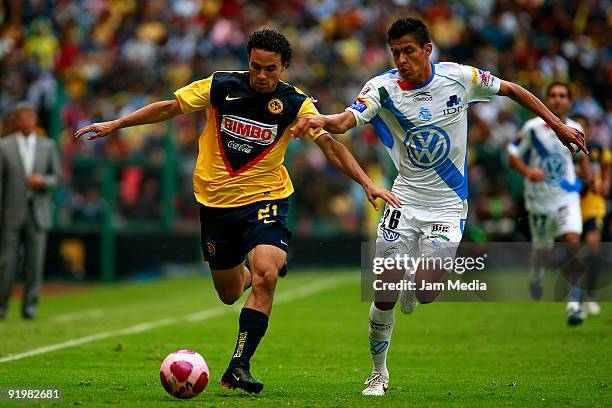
top-left (268, 98), bottom-right (283, 114)
top-left (418, 107), bottom-right (432, 122)
top-left (541, 153), bottom-right (566, 185)
top-left (403, 125), bottom-right (451, 169)
top-left (221, 115), bottom-right (278, 145)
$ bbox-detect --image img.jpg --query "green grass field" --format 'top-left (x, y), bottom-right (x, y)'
top-left (0, 270), bottom-right (609, 407)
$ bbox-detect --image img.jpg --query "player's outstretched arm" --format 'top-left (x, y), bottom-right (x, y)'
top-left (314, 134), bottom-right (401, 210)
top-left (291, 111), bottom-right (357, 140)
top-left (74, 99), bottom-right (183, 140)
top-left (498, 81), bottom-right (587, 155)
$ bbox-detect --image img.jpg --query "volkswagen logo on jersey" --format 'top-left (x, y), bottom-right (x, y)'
top-left (541, 153), bottom-right (566, 186)
top-left (403, 125), bottom-right (451, 169)
top-left (382, 228), bottom-right (400, 242)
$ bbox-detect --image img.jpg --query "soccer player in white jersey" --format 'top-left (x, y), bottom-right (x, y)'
top-left (291, 17), bottom-right (586, 396)
top-left (508, 82), bottom-right (591, 325)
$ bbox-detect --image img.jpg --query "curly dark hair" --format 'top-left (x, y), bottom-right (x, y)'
top-left (387, 17), bottom-right (430, 47)
top-left (246, 28), bottom-right (292, 67)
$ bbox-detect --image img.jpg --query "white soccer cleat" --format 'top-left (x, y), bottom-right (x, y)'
top-left (566, 301), bottom-right (586, 326)
top-left (362, 373), bottom-right (389, 396)
top-left (585, 301), bottom-right (601, 316)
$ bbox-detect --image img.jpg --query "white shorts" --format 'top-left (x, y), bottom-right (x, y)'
top-left (528, 195), bottom-right (582, 249)
top-left (375, 202), bottom-right (467, 269)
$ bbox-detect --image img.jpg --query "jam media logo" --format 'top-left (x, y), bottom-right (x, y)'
top-left (403, 125), bottom-right (451, 169)
top-left (221, 115), bottom-right (278, 145)
top-left (541, 153), bottom-right (566, 185)
top-left (418, 107), bottom-right (432, 122)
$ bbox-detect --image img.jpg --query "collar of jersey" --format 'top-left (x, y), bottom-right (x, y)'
top-left (397, 62), bottom-right (436, 91)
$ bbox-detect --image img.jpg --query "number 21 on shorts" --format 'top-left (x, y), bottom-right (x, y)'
top-left (258, 204), bottom-right (278, 224)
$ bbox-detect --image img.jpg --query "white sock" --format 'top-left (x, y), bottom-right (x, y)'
top-left (368, 302), bottom-right (394, 378)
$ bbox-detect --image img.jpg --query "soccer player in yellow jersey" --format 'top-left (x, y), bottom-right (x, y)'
top-left (574, 113), bottom-right (610, 316)
top-left (75, 28), bottom-right (400, 394)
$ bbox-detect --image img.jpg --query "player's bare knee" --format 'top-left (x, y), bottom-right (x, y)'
top-left (416, 290), bottom-right (440, 304)
top-left (251, 258), bottom-right (280, 283)
top-left (374, 301), bottom-right (396, 311)
top-left (216, 288), bottom-right (242, 305)
top-left (252, 268), bottom-right (278, 291)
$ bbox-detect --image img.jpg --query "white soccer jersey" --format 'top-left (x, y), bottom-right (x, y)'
top-left (507, 117), bottom-right (584, 213)
top-left (347, 62), bottom-right (501, 213)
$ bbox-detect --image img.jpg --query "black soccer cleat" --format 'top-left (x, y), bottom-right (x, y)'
top-left (529, 281), bottom-right (543, 300)
top-left (567, 310), bottom-right (585, 326)
top-left (567, 302), bottom-right (586, 326)
top-left (220, 365), bottom-right (264, 394)
top-left (279, 262), bottom-right (288, 278)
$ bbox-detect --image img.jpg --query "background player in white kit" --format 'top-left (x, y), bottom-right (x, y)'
top-left (291, 17), bottom-right (586, 396)
top-left (508, 82), bottom-right (591, 325)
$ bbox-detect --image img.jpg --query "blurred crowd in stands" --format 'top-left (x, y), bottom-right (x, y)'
top-left (1, 0), bottom-right (610, 240)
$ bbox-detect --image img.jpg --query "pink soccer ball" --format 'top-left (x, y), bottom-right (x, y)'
top-left (160, 349), bottom-right (209, 399)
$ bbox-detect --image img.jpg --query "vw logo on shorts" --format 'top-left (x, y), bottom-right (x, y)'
top-left (382, 228), bottom-right (400, 242)
top-left (541, 153), bottom-right (566, 185)
top-left (403, 125), bottom-right (450, 169)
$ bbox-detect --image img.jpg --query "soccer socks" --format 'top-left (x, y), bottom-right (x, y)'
top-left (368, 303), bottom-right (394, 378)
top-left (229, 307), bottom-right (269, 368)
top-left (585, 253), bottom-right (600, 299)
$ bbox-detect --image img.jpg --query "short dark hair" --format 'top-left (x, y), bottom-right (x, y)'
top-left (545, 81), bottom-right (572, 99)
top-left (387, 17), bottom-right (430, 46)
top-left (572, 113), bottom-right (589, 126)
top-left (246, 28), bottom-right (292, 67)
top-left (14, 101), bottom-right (36, 114)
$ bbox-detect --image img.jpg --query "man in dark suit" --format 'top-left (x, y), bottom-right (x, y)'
top-left (0, 102), bottom-right (62, 319)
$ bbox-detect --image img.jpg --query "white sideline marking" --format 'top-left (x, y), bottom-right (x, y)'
top-left (52, 309), bottom-right (106, 323)
top-left (0, 275), bottom-right (354, 363)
